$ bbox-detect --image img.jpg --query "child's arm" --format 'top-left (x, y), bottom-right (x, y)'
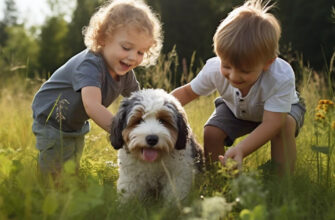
top-left (219, 110), bottom-right (286, 168)
top-left (171, 84), bottom-right (199, 106)
top-left (81, 86), bottom-right (114, 132)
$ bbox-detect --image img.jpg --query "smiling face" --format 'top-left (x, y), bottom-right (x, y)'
top-left (101, 26), bottom-right (154, 80)
top-left (110, 89), bottom-right (189, 163)
top-left (220, 57), bottom-right (273, 96)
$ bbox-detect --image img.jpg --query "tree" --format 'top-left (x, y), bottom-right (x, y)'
top-left (3, 0), bottom-right (18, 25)
top-left (0, 22), bottom-right (8, 47)
top-left (65, 0), bottom-right (102, 58)
top-left (0, 25), bottom-right (39, 77)
top-left (146, 0), bottom-right (243, 62)
top-left (38, 17), bottom-right (69, 77)
top-left (0, 0), bottom-right (19, 47)
top-left (275, 0), bottom-right (335, 71)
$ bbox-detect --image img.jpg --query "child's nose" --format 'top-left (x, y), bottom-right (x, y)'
top-left (229, 70), bottom-right (239, 80)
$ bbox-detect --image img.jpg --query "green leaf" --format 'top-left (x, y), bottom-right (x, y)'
top-left (311, 145), bottom-right (330, 154)
top-left (42, 193), bottom-right (59, 216)
top-left (252, 205), bottom-right (267, 220)
top-left (64, 160), bottom-right (76, 175)
top-left (240, 205), bottom-right (267, 220)
top-left (240, 209), bottom-right (252, 220)
top-left (0, 155), bottom-right (13, 180)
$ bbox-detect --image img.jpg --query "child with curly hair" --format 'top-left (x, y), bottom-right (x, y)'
top-left (32, 0), bottom-right (162, 177)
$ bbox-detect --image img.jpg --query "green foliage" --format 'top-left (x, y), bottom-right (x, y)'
top-left (146, 0), bottom-right (243, 74)
top-left (182, 196), bottom-right (233, 219)
top-left (0, 56), bottom-right (335, 219)
top-left (0, 0), bottom-right (334, 79)
top-left (231, 172), bottom-right (267, 209)
top-left (65, 0), bottom-right (102, 57)
top-left (38, 16), bottom-right (69, 77)
top-left (3, 0), bottom-right (18, 26)
top-left (276, 0), bottom-right (335, 71)
top-left (0, 25), bottom-right (39, 77)
top-left (240, 205), bottom-right (267, 220)
top-left (0, 1), bottom-right (335, 217)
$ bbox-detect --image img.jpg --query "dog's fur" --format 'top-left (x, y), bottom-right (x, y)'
top-left (110, 88), bottom-right (203, 203)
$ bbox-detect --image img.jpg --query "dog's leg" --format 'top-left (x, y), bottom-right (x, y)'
top-left (160, 160), bottom-right (194, 205)
top-left (117, 150), bottom-right (149, 203)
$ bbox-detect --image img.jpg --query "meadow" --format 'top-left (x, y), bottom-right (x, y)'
top-left (0, 54), bottom-right (334, 220)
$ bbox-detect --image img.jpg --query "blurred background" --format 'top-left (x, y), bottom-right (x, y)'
top-left (0, 0), bottom-right (334, 84)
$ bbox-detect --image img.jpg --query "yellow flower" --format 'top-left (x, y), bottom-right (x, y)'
top-left (319, 100), bottom-right (327, 105)
top-left (318, 99), bottom-right (334, 106)
top-left (326, 100), bottom-right (334, 105)
top-left (319, 99), bottom-right (334, 105)
top-left (315, 112), bottom-right (324, 117)
top-left (315, 112), bottom-right (326, 121)
top-left (316, 104), bottom-right (323, 110)
top-left (323, 106), bottom-right (328, 112)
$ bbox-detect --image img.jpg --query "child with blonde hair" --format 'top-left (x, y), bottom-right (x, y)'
top-left (172, 0), bottom-right (305, 175)
top-left (32, 0), bottom-right (162, 177)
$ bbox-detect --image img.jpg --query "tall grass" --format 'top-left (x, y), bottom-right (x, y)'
top-left (0, 52), bottom-right (334, 219)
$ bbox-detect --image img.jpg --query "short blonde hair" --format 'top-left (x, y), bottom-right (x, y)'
top-left (83, 0), bottom-right (163, 66)
top-left (213, 0), bottom-right (281, 68)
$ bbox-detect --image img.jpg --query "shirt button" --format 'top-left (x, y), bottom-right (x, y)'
top-left (236, 91), bottom-right (239, 96)
top-left (242, 110), bottom-right (246, 113)
top-left (240, 99), bottom-right (244, 102)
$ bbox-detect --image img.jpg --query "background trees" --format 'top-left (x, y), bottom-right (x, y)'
top-left (0, 0), bottom-right (334, 81)
top-left (276, 0), bottom-right (335, 70)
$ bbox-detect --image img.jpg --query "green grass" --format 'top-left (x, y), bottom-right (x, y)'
top-left (0, 59), bottom-right (334, 219)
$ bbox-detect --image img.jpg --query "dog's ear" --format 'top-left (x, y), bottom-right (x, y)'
top-left (175, 112), bottom-right (189, 150)
top-left (110, 100), bottom-right (130, 150)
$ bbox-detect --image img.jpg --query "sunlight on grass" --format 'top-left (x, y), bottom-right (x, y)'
top-left (0, 56), bottom-right (335, 219)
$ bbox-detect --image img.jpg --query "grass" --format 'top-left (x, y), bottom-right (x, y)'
top-left (0, 56), bottom-right (334, 219)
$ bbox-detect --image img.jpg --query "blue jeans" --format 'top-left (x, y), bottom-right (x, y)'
top-left (32, 120), bottom-right (90, 175)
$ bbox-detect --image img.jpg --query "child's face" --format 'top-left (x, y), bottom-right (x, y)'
top-left (220, 58), bottom-right (272, 94)
top-left (101, 27), bottom-right (153, 80)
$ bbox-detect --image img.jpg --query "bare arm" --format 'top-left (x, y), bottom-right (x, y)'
top-left (220, 110), bottom-right (286, 168)
top-left (170, 83), bottom-right (199, 106)
top-left (81, 86), bottom-right (114, 132)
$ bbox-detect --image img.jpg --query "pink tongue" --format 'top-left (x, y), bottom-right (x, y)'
top-left (142, 148), bottom-right (158, 162)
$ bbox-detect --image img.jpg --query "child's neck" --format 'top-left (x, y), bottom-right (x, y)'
top-left (240, 87), bottom-right (251, 97)
top-left (109, 69), bottom-right (120, 81)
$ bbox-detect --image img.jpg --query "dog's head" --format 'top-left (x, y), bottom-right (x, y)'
top-left (110, 89), bottom-right (189, 162)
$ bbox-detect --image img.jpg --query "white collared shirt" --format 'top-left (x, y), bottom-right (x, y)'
top-left (190, 57), bottom-right (299, 122)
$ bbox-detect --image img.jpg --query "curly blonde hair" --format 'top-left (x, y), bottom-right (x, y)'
top-left (83, 0), bottom-right (163, 66)
top-left (213, 0), bottom-right (281, 69)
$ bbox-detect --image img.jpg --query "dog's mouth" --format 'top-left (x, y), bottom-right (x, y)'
top-left (141, 148), bottom-right (159, 162)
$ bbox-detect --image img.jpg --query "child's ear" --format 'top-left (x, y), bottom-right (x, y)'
top-left (263, 58), bottom-right (276, 71)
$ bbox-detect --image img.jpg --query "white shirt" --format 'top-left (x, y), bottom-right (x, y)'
top-left (190, 57), bottom-right (299, 122)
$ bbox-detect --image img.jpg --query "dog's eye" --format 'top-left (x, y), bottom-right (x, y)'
top-left (129, 118), bottom-right (143, 126)
top-left (159, 119), bottom-right (168, 125)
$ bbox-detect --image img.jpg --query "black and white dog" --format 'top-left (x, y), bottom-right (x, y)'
top-left (110, 89), bottom-right (203, 203)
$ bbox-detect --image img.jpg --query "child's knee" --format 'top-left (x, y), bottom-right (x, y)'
top-left (203, 125), bottom-right (227, 142)
top-left (285, 115), bottom-right (297, 136)
top-left (274, 115), bottom-right (296, 139)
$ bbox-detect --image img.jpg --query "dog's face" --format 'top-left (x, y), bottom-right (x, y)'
top-left (110, 89), bottom-right (189, 162)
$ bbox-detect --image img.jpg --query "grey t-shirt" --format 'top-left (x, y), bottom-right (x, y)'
top-left (32, 49), bottom-right (140, 132)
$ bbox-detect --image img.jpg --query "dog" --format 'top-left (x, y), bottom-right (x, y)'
top-left (110, 88), bottom-right (203, 203)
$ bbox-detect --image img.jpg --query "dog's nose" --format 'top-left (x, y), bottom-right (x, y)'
top-left (146, 135), bottom-right (158, 146)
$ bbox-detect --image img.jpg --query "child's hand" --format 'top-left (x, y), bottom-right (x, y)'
top-left (218, 147), bottom-right (243, 170)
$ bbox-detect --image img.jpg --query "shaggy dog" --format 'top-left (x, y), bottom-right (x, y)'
top-left (110, 89), bottom-right (203, 203)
